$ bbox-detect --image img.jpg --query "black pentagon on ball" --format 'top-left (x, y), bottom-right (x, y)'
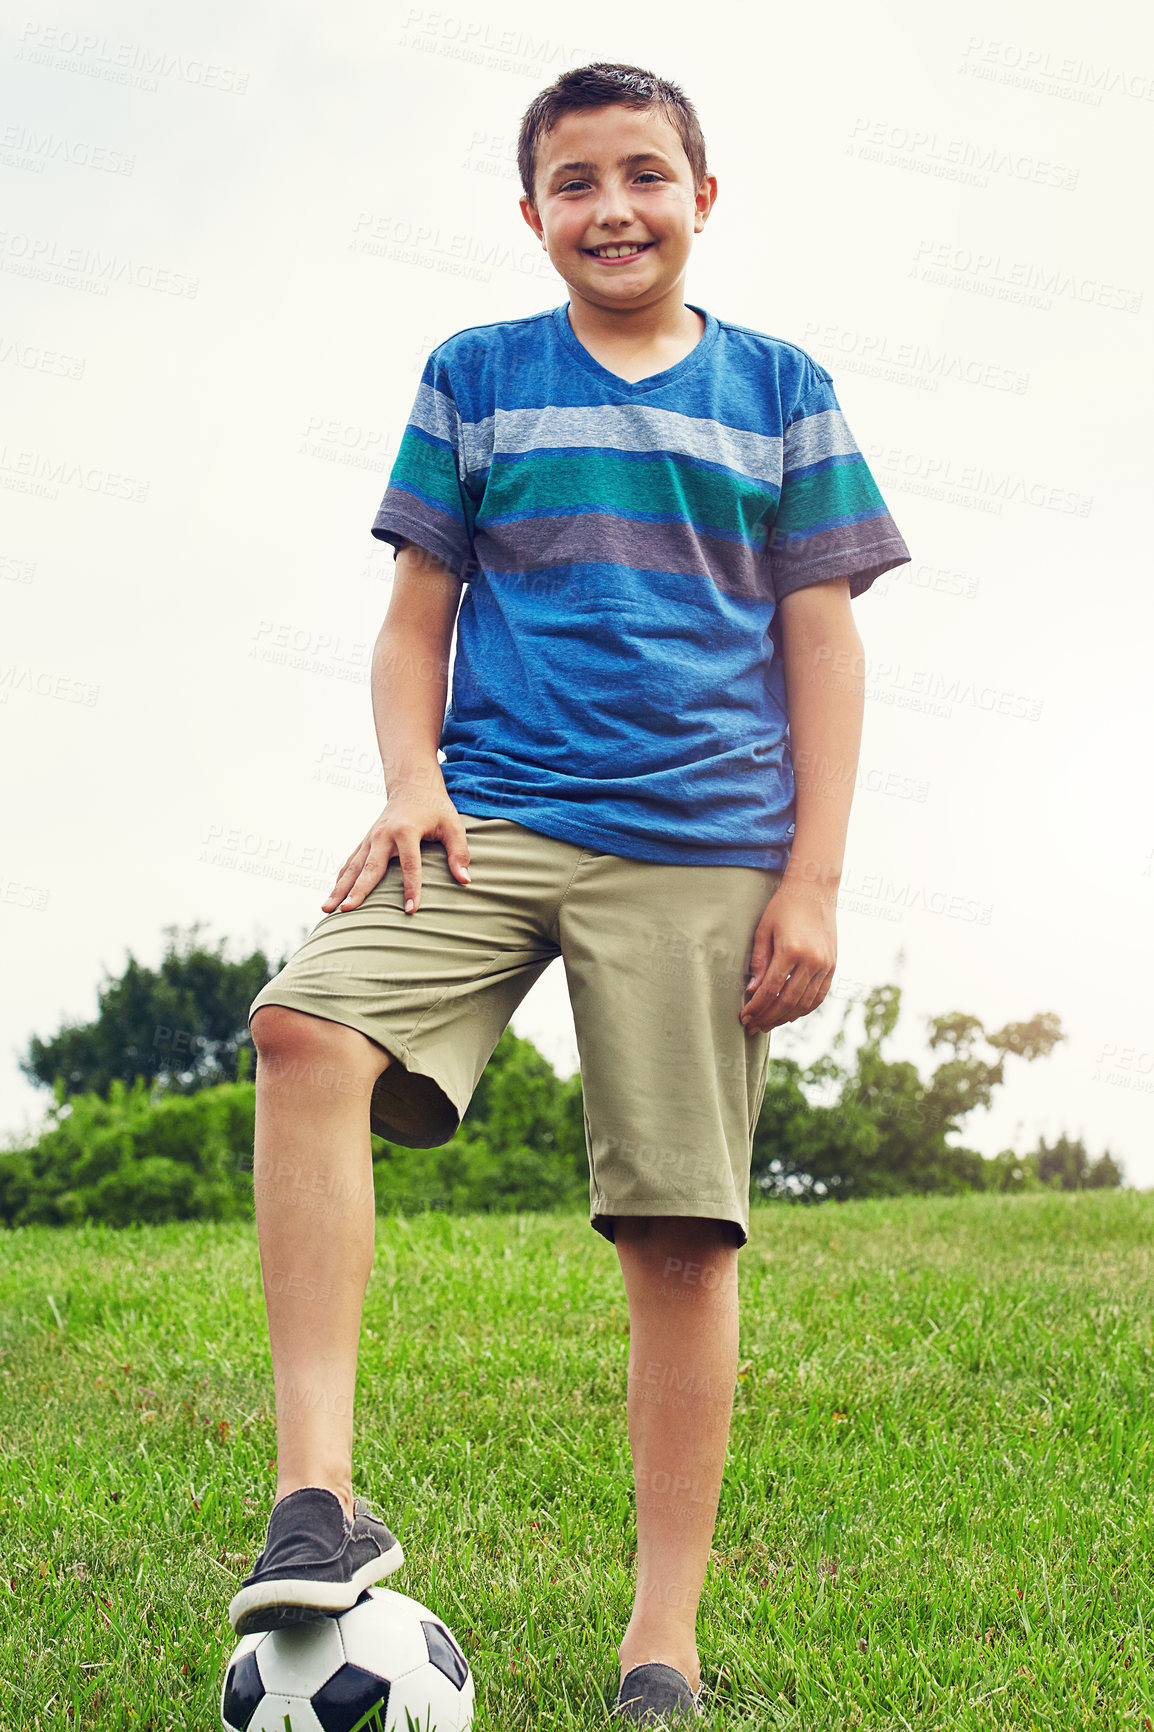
top-left (312, 1661), bottom-right (391, 1732)
top-left (422, 1620), bottom-right (469, 1690)
top-left (221, 1650), bottom-right (265, 1731)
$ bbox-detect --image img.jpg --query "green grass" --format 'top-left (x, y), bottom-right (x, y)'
top-left (1, 1188), bottom-right (1153, 1731)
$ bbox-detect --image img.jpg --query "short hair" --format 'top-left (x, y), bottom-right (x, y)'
top-left (517, 61), bottom-right (709, 206)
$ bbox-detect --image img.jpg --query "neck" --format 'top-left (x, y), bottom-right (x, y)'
top-left (566, 283), bottom-right (699, 350)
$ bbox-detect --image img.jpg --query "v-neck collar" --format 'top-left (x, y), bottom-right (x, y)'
top-left (552, 300), bottom-right (719, 396)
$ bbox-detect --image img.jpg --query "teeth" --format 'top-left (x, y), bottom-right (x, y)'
top-left (589, 243), bottom-right (648, 258)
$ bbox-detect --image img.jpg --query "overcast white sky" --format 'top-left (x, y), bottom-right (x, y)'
top-left (3, 0), bottom-right (1152, 1184)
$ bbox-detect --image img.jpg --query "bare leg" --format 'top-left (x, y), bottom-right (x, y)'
top-left (612, 1217), bottom-right (741, 1698)
top-left (250, 1006), bottom-right (393, 1524)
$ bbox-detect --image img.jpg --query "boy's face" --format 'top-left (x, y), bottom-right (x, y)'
top-left (520, 104), bottom-right (716, 313)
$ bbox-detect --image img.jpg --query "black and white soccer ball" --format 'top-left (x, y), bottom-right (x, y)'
top-left (220, 1586), bottom-right (475, 1732)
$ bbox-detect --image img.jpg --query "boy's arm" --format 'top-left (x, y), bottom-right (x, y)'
top-left (321, 541), bottom-right (469, 916)
top-left (372, 541), bottom-right (463, 800)
top-left (776, 575), bottom-right (864, 903)
top-left (739, 575), bottom-right (863, 1033)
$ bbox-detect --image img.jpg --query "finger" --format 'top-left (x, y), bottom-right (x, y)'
top-left (743, 962), bottom-right (812, 1031)
top-left (339, 839), bottom-right (393, 911)
top-left (742, 955), bottom-right (795, 1015)
top-left (744, 934), bottom-right (773, 1000)
top-left (745, 903), bottom-right (787, 994)
top-left (760, 985), bottom-right (804, 1032)
top-left (326, 851), bottom-right (366, 904)
top-left (762, 960), bottom-right (829, 1029)
top-left (323, 846), bottom-right (369, 911)
top-left (442, 816), bottom-right (472, 885)
top-left (796, 965), bottom-right (835, 1018)
top-left (395, 836), bottom-right (423, 913)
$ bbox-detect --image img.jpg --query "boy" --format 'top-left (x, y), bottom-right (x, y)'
top-left (232, 61), bottom-right (909, 1725)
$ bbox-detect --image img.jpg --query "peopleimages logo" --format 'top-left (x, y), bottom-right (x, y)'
top-left (297, 416), bottom-right (399, 475)
top-left (959, 36), bottom-right (1154, 106)
top-left (846, 117), bottom-right (1079, 191)
top-left (813, 649), bottom-right (1045, 723)
top-left (910, 239), bottom-right (1142, 315)
top-left (0, 336), bottom-right (85, 380)
top-left (247, 619), bottom-right (372, 684)
top-left (0, 230), bottom-right (198, 298)
top-left (865, 445), bottom-right (1093, 519)
top-left (199, 822), bottom-right (342, 887)
top-left (0, 874), bottom-right (49, 911)
top-left (0, 124), bottom-right (135, 176)
top-left (349, 213), bottom-right (555, 284)
top-left (0, 663), bottom-right (99, 705)
top-left (802, 320), bottom-right (1029, 396)
top-left (840, 870), bottom-right (995, 926)
top-left (15, 22), bottom-right (249, 94)
top-left (0, 445), bottom-right (148, 503)
top-left (397, 10), bottom-right (584, 80)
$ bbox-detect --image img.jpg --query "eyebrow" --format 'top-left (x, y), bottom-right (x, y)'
top-left (547, 152), bottom-right (671, 183)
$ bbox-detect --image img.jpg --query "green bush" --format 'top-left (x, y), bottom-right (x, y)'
top-left (2, 982), bottom-right (1118, 1229)
top-left (0, 1028), bottom-right (589, 1229)
top-left (0, 1077), bottom-right (257, 1228)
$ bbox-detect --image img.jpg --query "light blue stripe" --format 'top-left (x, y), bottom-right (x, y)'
top-left (405, 382), bottom-right (465, 461)
top-left (782, 408), bottom-right (860, 473)
top-left (458, 402), bottom-right (782, 485)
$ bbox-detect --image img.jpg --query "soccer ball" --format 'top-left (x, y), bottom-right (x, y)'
top-left (220, 1586), bottom-right (475, 1732)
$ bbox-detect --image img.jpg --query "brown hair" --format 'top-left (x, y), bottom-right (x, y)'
top-left (517, 61), bottom-right (708, 206)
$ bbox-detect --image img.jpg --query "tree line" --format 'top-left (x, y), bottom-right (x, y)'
top-left (0, 924), bottom-right (1122, 1228)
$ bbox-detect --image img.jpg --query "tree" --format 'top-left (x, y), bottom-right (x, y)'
top-left (18, 922), bottom-right (290, 1102)
top-left (1029, 1131), bottom-right (1124, 1191)
top-left (752, 985), bottom-right (1072, 1200)
top-left (751, 1054), bottom-right (880, 1202)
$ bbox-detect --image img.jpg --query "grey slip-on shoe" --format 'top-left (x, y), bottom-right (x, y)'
top-left (227, 1485), bottom-right (404, 1637)
top-left (611, 1662), bottom-right (705, 1723)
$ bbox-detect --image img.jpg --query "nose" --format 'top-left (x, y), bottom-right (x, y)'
top-left (591, 174), bottom-right (636, 229)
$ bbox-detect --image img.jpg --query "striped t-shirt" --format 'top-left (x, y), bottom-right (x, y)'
top-left (371, 300), bottom-right (910, 869)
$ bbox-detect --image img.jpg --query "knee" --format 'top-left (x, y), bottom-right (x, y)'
top-left (250, 1005), bottom-right (390, 1081)
top-left (251, 1005), bottom-right (318, 1061)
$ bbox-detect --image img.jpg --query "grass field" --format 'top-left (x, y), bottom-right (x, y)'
top-left (2, 1188), bottom-right (1152, 1731)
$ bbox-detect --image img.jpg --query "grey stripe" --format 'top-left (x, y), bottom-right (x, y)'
top-left (770, 519), bottom-right (911, 597)
top-left (476, 512), bottom-right (770, 602)
top-left (406, 382), bottom-right (465, 458)
top-left (372, 496), bottom-right (476, 581)
top-left (459, 402), bottom-right (782, 484)
top-left (782, 408), bottom-right (860, 473)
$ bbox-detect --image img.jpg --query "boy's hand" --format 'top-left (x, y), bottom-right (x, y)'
top-left (322, 789), bottom-right (472, 915)
top-left (739, 881), bottom-right (837, 1033)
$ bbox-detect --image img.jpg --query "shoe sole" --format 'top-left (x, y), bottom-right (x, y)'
top-left (228, 1536), bottom-right (404, 1636)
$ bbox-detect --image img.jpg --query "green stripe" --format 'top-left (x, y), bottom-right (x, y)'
top-left (774, 458), bottom-right (886, 536)
top-left (390, 432), bottom-right (467, 521)
top-left (482, 450), bottom-right (771, 541)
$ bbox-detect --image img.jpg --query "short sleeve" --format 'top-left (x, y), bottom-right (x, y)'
top-left (767, 357), bottom-right (911, 601)
top-left (370, 350), bottom-right (479, 582)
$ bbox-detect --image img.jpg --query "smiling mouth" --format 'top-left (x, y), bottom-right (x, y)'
top-left (583, 241), bottom-right (655, 260)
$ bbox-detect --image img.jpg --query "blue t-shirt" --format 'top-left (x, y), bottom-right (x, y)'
top-left (370, 301), bottom-right (910, 869)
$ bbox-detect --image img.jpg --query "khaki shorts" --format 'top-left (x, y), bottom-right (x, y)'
top-left (249, 813), bottom-right (783, 1249)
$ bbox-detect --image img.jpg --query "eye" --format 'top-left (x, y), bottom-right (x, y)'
top-left (555, 172), bottom-right (664, 193)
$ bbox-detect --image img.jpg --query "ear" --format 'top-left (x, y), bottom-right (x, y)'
top-left (694, 174), bottom-right (718, 232)
top-left (520, 196), bottom-right (545, 244)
